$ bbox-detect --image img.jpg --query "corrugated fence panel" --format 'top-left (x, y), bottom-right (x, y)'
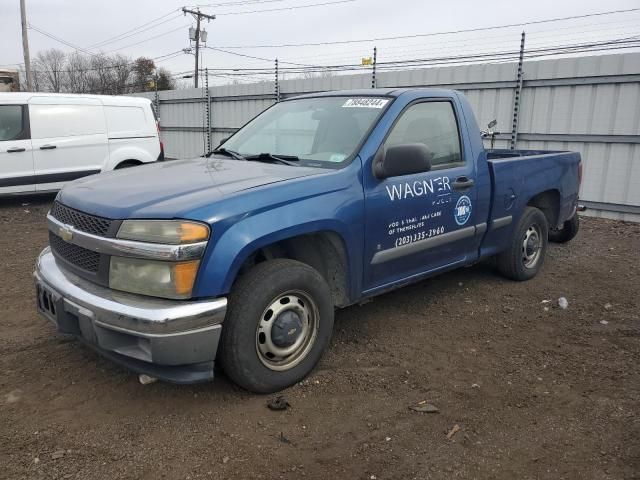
top-left (142, 52), bottom-right (640, 221)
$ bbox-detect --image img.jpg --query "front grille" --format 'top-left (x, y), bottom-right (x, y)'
top-left (49, 232), bottom-right (100, 273)
top-left (50, 201), bottom-right (112, 237)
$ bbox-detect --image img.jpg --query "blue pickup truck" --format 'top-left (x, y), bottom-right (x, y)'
top-left (35, 88), bottom-right (582, 392)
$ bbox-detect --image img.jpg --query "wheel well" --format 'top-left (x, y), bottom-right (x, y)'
top-left (527, 190), bottom-right (560, 227)
top-left (237, 232), bottom-right (350, 307)
top-left (114, 159), bottom-right (142, 169)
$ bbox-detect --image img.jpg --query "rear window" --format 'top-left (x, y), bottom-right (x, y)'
top-left (0, 105), bottom-right (26, 141)
top-left (30, 104), bottom-right (106, 139)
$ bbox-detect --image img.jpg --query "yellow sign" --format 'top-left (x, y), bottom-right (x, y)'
top-left (361, 57), bottom-right (373, 66)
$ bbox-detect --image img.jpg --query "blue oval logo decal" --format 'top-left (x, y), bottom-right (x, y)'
top-left (454, 196), bottom-right (472, 226)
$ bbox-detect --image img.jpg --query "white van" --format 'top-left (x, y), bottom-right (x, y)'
top-left (0, 92), bottom-right (163, 195)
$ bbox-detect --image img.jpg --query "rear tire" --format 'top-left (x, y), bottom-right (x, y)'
top-left (549, 214), bottom-right (579, 243)
top-left (496, 207), bottom-right (548, 281)
top-left (219, 259), bottom-right (334, 393)
top-left (114, 160), bottom-right (141, 169)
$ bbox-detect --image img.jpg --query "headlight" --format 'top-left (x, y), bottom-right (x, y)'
top-left (110, 219), bottom-right (209, 299)
top-left (117, 220), bottom-right (209, 244)
top-left (110, 257), bottom-right (200, 299)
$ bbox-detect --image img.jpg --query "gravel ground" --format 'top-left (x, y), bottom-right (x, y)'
top-left (1, 194), bottom-right (639, 480)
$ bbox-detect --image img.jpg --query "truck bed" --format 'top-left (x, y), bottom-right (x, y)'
top-left (479, 149), bottom-right (581, 258)
top-left (486, 148), bottom-right (568, 160)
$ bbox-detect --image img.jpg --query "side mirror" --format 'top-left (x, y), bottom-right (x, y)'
top-left (373, 143), bottom-right (432, 179)
top-left (218, 137), bottom-right (229, 147)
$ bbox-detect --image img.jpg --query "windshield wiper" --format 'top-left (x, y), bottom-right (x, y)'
top-left (208, 147), bottom-right (246, 161)
top-left (244, 153), bottom-right (300, 166)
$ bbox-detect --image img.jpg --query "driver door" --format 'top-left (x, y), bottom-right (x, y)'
top-left (0, 104), bottom-right (34, 194)
top-left (362, 99), bottom-right (478, 292)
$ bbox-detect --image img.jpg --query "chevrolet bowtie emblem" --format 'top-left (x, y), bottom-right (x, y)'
top-left (59, 225), bottom-right (74, 242)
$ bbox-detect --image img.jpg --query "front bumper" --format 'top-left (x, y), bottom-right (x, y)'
top-left (34, 248), bottom-right (227, 383)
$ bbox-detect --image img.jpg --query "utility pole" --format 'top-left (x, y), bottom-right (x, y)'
top-left (182, 7), bottom-right (215, 88)
top-left (20, 0), bottom-right (33, 91)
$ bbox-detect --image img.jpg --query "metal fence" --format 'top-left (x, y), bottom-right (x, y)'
top-left (134, 51), bottom-right (640, 222)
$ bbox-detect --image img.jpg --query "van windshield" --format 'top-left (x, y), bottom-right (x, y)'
top-left (220, 96), bottom-right (391, 167)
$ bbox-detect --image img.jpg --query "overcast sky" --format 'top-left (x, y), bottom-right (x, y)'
top-left (1, 0), bottom-right (639, 84)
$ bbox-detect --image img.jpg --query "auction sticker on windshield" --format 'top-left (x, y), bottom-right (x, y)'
top-left (342, 98), bottom-right (389, 108)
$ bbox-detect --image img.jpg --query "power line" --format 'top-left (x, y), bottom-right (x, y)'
top-left (214, 7), bottom-right (640, 48)
top-left (85, 9), bottom-right (181, 50)
top-left (28, 23), bottom-right (97, 56)
top-left (204, 46), bottom-right (315, 66)
top-left (87, 12), bottom-right (184, 50)
top-left (197, 36), bottom-right (640, 75)
top-left (216, 0), bottom-right (355, 16)
top-left (266, 17), bottom-right (640, 66)
top-left (189, 0), bottom-right (286, 7)
top-left (102, 24), bottom-right (190, 53)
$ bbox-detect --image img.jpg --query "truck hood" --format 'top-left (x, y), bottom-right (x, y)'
top-left (57, 157), bottom-right (326, 219)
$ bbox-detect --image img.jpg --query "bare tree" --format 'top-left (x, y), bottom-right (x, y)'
top-left (24, 49), bottom-right (177, 94)
top-left (33, 49), bottom-right (66, 92)
top-left (89, 54), bottom-right (118, 94)
top-left (111, 54), bottom-right (133, 94)
top-left (65, 52), bottom-right (92, 93)
top-left (301, 69), bottom-right (335, 80)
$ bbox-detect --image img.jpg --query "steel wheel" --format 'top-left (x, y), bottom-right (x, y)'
top-left (522, 223), bottom-right (542, 269)
top-left (255, 290), bottom-right (319, 371)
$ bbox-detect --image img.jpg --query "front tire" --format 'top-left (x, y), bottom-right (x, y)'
top-left (549, 214), bottom-right (579, 243)
top-left (219, 259), bottom-right (334, 393)
top-left (496, 207), bottom-right (549, 281)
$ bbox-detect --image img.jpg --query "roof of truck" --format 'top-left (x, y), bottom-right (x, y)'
top-left (0, 92), bottom-right (153, 106)
top-left (289, 87), bottom-right (458, 100)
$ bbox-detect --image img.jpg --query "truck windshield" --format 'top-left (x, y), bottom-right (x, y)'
top-left (219, 96), bottom-right (391, 167)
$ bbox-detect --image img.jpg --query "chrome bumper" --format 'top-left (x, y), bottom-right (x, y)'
top-left (34, 248), bottom-right (227, 383)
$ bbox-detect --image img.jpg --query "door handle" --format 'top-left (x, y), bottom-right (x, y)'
top-left (40, 144), bottom-right (57, 150)
top-left (452, 176), bottom-right (475, 190)
top-left (7, 147), bottom-right (26, 153)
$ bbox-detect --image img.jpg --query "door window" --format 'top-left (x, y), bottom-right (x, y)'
top-left (385, 101), bottom-right (463, 169)
top-left (0, 105), bottom-right (27, 141)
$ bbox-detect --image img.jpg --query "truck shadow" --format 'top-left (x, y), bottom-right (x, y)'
top-left (0, 192), bottom-right (57, 209)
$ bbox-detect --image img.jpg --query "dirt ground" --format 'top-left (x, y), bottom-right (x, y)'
top-left (0, 194), bottom-right (638, 480)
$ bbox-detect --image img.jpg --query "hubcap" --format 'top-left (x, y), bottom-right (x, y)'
top-left (522, 224), bottom-right (542, 268)
top-left (256, 291), bottom-right (319, 371)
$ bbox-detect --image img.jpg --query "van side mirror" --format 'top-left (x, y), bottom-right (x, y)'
top-left (218, 137), bottom-right (229, 147)
top-left (373, 143), bottom-right (432, 179)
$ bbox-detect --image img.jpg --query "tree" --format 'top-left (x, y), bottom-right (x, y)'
top-left (88, 54), bottom-right (117, 94)
top-left (156, 67), bottom-right (175, 91)
top-left (34, 49), bottom-right (66, 92)
top-left (132, 57), bottom-right (156, 92)
top-left (301, 69), bottom-right (334, 80)
top-left (65, 51), bottom-right (92, 93)
top-left (24, 49), bottom-right (178, 94)
top-left (111, 54), bottom-right (133, 94)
